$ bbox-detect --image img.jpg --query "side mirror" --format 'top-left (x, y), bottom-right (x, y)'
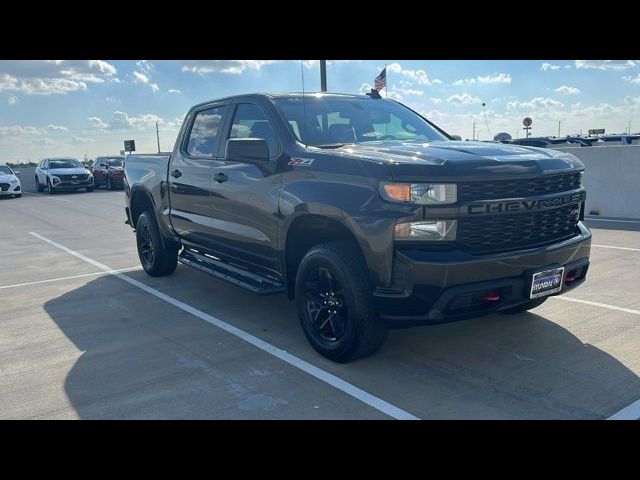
top-left (225, 138), bottom-right (269, 164)
top-left (14, 171), bottom-right (20, 176)
top-left (450, 135), bottom-right (462, 141)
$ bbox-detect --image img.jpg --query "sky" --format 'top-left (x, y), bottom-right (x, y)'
top-left (2, 59), bottom-right (640, 162)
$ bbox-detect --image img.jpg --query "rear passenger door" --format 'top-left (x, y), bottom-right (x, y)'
top-left (167, 103), bottom-right (229, 250)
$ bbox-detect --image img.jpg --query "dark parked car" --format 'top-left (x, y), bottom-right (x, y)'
top-left (93, 156), bottom-right (125, 190)
top-left (124, 92), bottom-right (591, 362)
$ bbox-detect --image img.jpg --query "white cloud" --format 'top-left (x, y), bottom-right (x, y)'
top-left (47, 124), bottom-right (68, 131)
top-left (88, 111), bottom-right (179, 131)
top-left (507, 97), bottom-right (565, 111)
top-left (136, 60), bottom-right (154, 72)
top-left (181, 60), bottom-right (279, 74)
top-left (447, 93), bottom-right (481, 105)
top-left (387, 63), bottom-right (433, 86)
top-left (168, 88), bottom-right (182, 93)
top-left (430, 97), bottom-right (443, 104)
top-left (623, 74), bottom-right (640, 84)
top-left (133, 71), bottom-right (159, 92)
top-left (395, 87), bottom-right (423, 96)
top-left (541, 63), bottom-right (561, 71)
top-left (88, 116), bottom-right (109, 129)
top-left (7, 95), bottom-right (17, 105)
top-left (554, 85), bottom-right (581, 95)
top-left (575, 60), bottom-right (636, 71)
top-left (454, 73), bottom-right (512, 85)
top-left (0, 60), bottom-right (116, 95)
top-left (0, 125), bottom-right (47, 136)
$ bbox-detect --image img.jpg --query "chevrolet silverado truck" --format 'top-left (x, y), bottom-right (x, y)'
top-left (124, 93), bottom-right (591, 362)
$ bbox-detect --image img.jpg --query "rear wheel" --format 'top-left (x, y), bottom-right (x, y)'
top-left (295, 241), bottom-right (388, 363)
top-left (500, 297), bottom-right (548, 314)
top-left (136, 211), bottom-right (178, 277)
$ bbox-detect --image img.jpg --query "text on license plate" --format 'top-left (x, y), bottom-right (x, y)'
top-left (530, 267), bottom-right (565, 299)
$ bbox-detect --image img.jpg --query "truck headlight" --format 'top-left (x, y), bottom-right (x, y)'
top-left (10, 179), bottom-right (18, 184)
top-left (382, 183), bottom-right (457, 205)
top-left (394, 220), bottom-right (457, 241)
top-left (51, 176), bottom-right (61, 184)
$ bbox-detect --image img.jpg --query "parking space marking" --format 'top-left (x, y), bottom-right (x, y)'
top-left (592, 244), bottom-right (640, 252)
top-left (21, 192), bottom-right (72, 202)
top-left (608, 399), bottom-right (640, 420)
top-left (0, 267), bottom-right (142, 290)
top-left (552, 296), bottom-right (640, 317)
top-left (29, 231), bottom-right (419, 421)
top-left (586, 217), bottom-right (640, 224)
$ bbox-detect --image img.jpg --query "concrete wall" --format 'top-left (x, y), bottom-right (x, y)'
top-left (552, 145), bottom-right (640, 220)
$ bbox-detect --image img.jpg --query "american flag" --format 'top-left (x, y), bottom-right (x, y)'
top-left (374, 67), bottom-right (386, 92)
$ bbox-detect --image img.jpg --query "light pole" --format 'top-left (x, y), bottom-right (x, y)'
top-left (320, 60), bottom-right (327, 92)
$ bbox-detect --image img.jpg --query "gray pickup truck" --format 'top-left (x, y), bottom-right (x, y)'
top-left (124, 92), bottom-right (591, 362)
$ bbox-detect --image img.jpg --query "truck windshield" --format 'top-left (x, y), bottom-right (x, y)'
top-left (273, 96), bottom-right (448, 147)
top-left (0, 165), bottom-right (12, 174)
top-left (106, 158), bottom-right (123, 167)
top-left (49, 159), bottom-right (83, 169)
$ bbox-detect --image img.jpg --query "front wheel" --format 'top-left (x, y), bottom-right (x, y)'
top-left (106, 177), bottom-right (113, 190)
top-left (295, 241), bottom-right (388, 363)
top-left (136, 211), bottom-right (178, 277)
top-left (47, 179), bottom-right (56, 194)
top-left (500, 297), bottom-right (548, 314)
top-left (36, 176), bottom-right (44, 192)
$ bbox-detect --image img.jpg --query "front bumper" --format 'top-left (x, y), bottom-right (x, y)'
top-left (373, 222), bottom-right (592, 326)
top-left (0, 182), bottom-right (21, 195)
top-left (52, 179), bottom-right (94, 189)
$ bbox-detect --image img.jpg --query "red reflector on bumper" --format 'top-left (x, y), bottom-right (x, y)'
top-left (482, 293), bottom-right (501, 302)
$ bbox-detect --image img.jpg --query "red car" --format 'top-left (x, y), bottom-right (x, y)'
top-left (92, 156), bottom-right (125, 190)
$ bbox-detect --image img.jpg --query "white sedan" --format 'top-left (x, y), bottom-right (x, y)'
top-left (0, 164), bottom-right (22, 198)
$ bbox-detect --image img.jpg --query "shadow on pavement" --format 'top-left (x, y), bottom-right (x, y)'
top-left (43, 271), bottom-right (640, 419)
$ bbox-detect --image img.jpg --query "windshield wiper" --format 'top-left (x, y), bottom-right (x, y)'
top-left (315, 143), bottom-right (346, 149)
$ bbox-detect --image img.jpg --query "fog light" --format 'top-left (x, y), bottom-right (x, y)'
top-left (394, 220), bottom-right (457, 241)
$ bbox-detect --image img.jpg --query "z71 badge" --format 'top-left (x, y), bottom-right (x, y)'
top-left (288, 158), bottom-right (314, 166)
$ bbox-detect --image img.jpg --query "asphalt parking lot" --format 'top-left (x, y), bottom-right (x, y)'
top-left (2, 169), bottom-right (640, 419)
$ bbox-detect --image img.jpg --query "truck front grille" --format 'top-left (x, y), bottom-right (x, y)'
top-left (458, 172), bottom-right (582, 202)
top-left (58, 174), bottom-right (89, 181)
top-left (0, 183), bottom-right (9, 191)
top-left (458, 204), bottom-right (581, 253)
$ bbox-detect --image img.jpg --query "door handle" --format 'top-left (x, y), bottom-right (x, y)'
top-left (213, 173), bottom-right (228, 183)
top-left (171, 169), bottom-right (182, 178)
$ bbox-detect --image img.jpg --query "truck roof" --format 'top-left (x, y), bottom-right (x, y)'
top-left (190, 92), bottom-right (372, 110)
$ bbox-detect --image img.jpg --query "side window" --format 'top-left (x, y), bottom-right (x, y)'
top-left (228, 103), bottom-right (278, 158)
top-left (186, 105), bottom-right (227, 157)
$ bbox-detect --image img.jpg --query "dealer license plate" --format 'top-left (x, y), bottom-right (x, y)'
top-left (530, 267), bottom-right (565, 299)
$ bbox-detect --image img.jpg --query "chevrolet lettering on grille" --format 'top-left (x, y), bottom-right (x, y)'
top-left (463, 191), bottom-right (586, 216)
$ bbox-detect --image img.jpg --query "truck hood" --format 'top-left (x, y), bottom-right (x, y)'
top-left (333, 140), bottom-right (584, 181)
top-left (49, 167), bottom-right (90, 176)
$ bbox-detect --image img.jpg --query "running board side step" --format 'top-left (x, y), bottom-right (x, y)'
top-left (178, 248), bottom-right (285, 295)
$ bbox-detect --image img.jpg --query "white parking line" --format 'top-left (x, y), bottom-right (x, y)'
top-left (585, 217), bottom-right (640, 224)
top-left (29, 231), bottom-right (419, 421)
top-left (607, 399), bottom-right (640, 420)
top-left (551, 296), bottom-right (640, 316)
top-left (0, 267), bottom-right (142, 290)
top-left (592, 244), bottom-right (640, 252)
top-left (551, 295), bottom-right (640, 420)
top-left (21, 192), bottom-right (71, 202)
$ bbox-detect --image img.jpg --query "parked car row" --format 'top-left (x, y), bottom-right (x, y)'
top-left (32, 156), bottom-right (125, 194)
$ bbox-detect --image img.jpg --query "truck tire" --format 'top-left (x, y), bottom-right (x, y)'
top-left (295, 241), bottom-right (388, 363)
top-left (47, 179), bottom-right (56, 194)
top-left (136, 211), bottom-right (178, 277)
top-left (500, 297), bottom-right (548, 314)
top-left (36, 176), bottom-right (44, 192)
